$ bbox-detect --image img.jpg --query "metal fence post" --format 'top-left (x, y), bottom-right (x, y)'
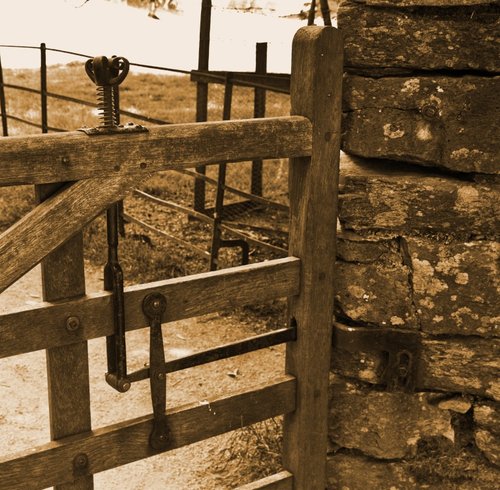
top-left (0, 56), bottom-right (8, 136)
top-left (193, 0), bottom-right (212, 213)
top-left (40, 43), bottom-right (48, 134)
top-left (251, 42), bottom-right (267, 197)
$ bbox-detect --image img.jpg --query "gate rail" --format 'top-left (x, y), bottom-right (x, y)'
top-left (0, 26), bottom-right (342, 490)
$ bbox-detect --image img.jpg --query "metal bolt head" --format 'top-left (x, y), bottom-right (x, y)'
top-left (119, 380), bottom-right (131, 392)
top-left (421, 104), bottom-right (439, 120)
top-left (65, 316), bottom-right (81, 332)
top-left (73, 453), bottom-right (88, 469)
top-left (157, 372), bottom-right (165, 380)
top-left (61, 156), bottom-right (70, 165)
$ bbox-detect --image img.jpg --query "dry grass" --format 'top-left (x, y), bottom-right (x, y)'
top-left (210, 417), bottom-right (283, 488)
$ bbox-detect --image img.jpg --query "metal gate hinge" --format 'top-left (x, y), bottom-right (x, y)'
top-left (332, 322), bottom-right (420, 392)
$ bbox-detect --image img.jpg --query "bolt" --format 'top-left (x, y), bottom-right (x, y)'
top-left (65, 316), bottom-right (81, 332)
top-left (61, 156), bottom-right (70, 165)
top-left (73, 453), bottom-right (88, 469)
top-left (120, 380), bottom-right (131, 392)
top-left (157, 372), bottom-right (165, 380)
top-left (421, 104), bottom-right (439, 119)
top-left (153, 299), bottom-right (161, 309)
top-left (398, 366), bottom-right (409, 378)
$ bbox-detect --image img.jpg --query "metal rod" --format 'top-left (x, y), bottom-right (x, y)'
top-left (179, 169), bottom-right (289, 212)
top-left (123, 212), bottom-right (211, 259)
top-left (0, 56), bottom-right (8, 136)
top-left (320, 0), bottom-right (332, 26)
top-left (251, 43), bottom-right (267, 197)
top-left (308, 0), bottom-right (316, 25)
top-left (40, 43), bottom-right (48, 134)
top-left (128, 326), bottom-right (296, 383)
top-left (194, 0), bottom-right (212, 213)
top-left (209, 73), bottom-right (233, 271)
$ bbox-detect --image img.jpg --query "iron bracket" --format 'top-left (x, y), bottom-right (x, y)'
top-left (142, 292), bottom-right (169, 450)
top-left (78, 122), bottom-right (148, 136)
top-left (332, 322), bottom-right (420, 392)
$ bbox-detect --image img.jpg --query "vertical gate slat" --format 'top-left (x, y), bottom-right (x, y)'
top-left (283, 26), bottom-right (343, 489)
top-left (37, 183), bottom-right (94, 490)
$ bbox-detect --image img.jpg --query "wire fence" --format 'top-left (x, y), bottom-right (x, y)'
top-left (0, 40), bottom-right (292, 272)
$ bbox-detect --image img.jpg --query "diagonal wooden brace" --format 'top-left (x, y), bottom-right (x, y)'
top-left (0, 173), bottom-right (147, 294)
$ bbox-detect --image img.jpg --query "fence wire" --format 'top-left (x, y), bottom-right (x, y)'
top-left (0, 42), bottom-right (291, 272)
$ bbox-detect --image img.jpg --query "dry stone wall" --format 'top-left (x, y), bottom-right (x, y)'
top-left (330, 1), bottom-right (499, 488)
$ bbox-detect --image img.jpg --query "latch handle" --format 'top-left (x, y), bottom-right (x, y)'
top-left (142, 293), bottom-right (169, 450)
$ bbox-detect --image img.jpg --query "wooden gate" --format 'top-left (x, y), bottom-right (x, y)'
top-left (0, 27), bottom-right (342, 490)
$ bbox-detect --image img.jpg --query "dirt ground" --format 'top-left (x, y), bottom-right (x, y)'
top-left (0, 263), bottom-right (285, 489)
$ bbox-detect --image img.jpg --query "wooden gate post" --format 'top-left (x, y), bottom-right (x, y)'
top-left (283, 26), bottom-right (343, 489)
top-left (36, 183), bottom-right (94, 490)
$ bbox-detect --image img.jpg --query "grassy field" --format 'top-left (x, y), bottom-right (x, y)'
top-left (1, 62), bottom-right (291, 289)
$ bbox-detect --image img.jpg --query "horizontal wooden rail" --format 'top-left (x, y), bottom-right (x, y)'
top-left (236, 471), bottom-right (293, 490)
top-left (0, 257), bottom-right (300, 359)
top-left (0, 116), bottom-right (312, 186)
top-left (0, 376), bottom-right (296, 490)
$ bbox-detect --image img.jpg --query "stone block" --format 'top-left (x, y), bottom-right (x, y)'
top-left (327, 452), bottom-right (418, 489)
top-left (339, 155), bottom-right (500, 237)
top-left (342, 76), bottom-right (500, 173)
top-left (327, 450), bottom-right (500, 489)
top-left (408, 237), bottom-right (499, 337)
top-left (474, 401), bottom-right (500, 466)
top-left (474, 401), bottom-right (500, 435)
top-left (328, 375), bottom-right (454, 459)
top-left (335, 233), bottom-right (419, 324)
top-left (338, 2), bottom-right (500, 72)
top-left (332, 335), bottom-right (500, 400)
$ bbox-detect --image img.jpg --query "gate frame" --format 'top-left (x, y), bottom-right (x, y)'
top-left (0, 26), bottom-right (342, 490)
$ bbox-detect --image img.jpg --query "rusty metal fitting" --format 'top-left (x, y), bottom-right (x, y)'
top-left (65, 316), bottom-right (81, 333)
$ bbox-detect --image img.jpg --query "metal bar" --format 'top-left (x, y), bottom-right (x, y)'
top-left (128, 326), bottom-right (296, 383)
top-left (194, 0), bottom-right (212, 213)
top-left (3, 113), bottom-right (65, 132)
top-left (1, 84), bottom-right (171, 125)
top-left (251, 43), bottom-right (267, 197)
top-left (308, 0), bottom-right (317, 25)
top-left (320, 0), bottom-right (332, 26)
top-left (40, 43), bottom-right (48, 134)
top-left (209, 73), bottom-right (233, 271)
top-left (133, 189), bottom-right (213, 224)
top-left (0, 56), bottom-right (8, 136)
top-left (179, 169), bottom-right (289, 212)
top-left (124, 212), bottom-right (211, 258)
top-left (190, 70), bottom-right (290, 94)
top-left (131, 190), bottom-right (286, 254)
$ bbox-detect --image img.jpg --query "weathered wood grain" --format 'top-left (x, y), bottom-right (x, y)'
top-left (236, 471), bottom-right (293, 490)
top-left (338, 1), bottom-right (500, 72)
top-left (282, 26), bottom-right (343, 490)
top-left (0, 174), bottom-right (142, 294)
top-left (339, 154), bottom-right (500, 237)
top-left (35, 183), bottom-right (93, 490)
top-left (342, 75), bottom-right (500, 173)
top-left (0, 257), bottom-right (300, 358)
top-left (332, 332), bottom-right (500, 400)
top-left (0, 116), bottom-right (312, 186)
top-left (0, 376), bottom-right (296, 490)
